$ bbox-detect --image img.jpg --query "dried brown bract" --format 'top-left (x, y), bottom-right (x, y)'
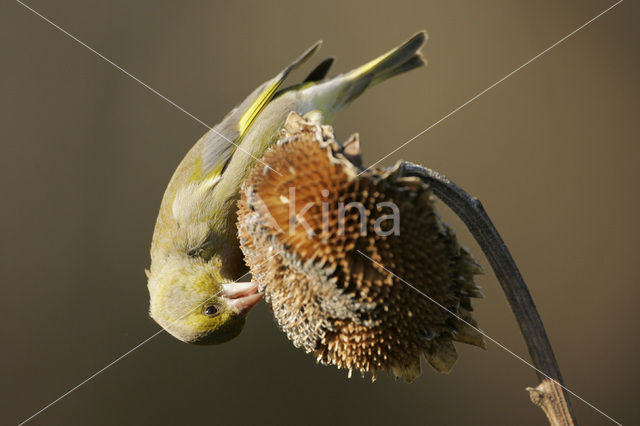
top-left (237, 112), bottom-right (485, 382)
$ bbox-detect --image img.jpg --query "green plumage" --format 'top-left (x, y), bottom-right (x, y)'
top-left (147, 32), bottom-right (428, 345)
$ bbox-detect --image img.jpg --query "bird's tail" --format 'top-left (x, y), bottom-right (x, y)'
top-left (307, 31), bottom-right (427, 120)
top-left (347, 31), bottom-right (427, 88)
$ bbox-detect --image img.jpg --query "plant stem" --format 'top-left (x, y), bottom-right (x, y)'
top-left (398, 161), bottom-right (576, 426)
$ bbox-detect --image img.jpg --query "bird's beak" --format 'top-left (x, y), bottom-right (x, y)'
top-left (221, 281), bottom-right (263, 315)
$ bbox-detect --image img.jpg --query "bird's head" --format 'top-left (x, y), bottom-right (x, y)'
top-left (146, 254), bottom-right (262, 344)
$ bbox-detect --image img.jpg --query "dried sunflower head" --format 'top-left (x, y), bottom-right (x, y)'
top-left (237, 112), bottom-right (484, 382)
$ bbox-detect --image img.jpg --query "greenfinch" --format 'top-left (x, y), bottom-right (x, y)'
top-left (147, 32), bottom-right (427, 344)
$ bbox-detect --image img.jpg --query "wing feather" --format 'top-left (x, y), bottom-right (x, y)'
top-left (200, 41), bottom-right (322, 178)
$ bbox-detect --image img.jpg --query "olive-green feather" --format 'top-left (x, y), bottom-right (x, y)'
top-left (199, 41), bottom-right (321, 178)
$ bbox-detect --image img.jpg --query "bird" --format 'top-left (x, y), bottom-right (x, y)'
top-left (147, 32), bottom-right (427, 345)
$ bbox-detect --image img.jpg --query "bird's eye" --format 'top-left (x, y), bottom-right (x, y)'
top-left (204, 305), bottom-right (219, 317)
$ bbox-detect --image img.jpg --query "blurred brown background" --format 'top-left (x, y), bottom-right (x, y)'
top-left (1, 1), bottom-right (638, 425)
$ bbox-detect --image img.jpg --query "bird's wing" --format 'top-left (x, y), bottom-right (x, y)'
top-left (302, 57), bottom-right (334, 83)
top-left (200, 41), bottom-right (322, 179)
